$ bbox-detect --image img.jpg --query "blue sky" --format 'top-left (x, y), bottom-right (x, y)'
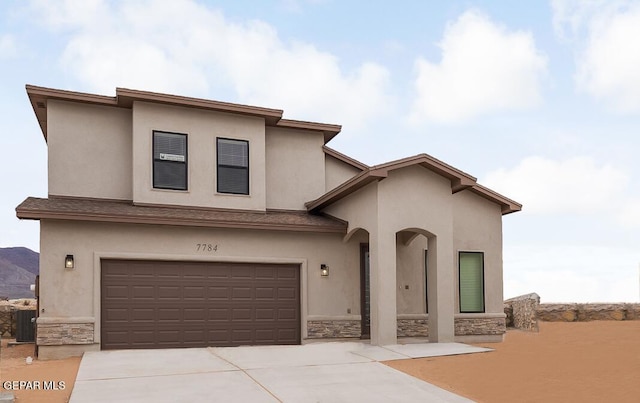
top-left (1, 0), bottom-right (639, 302)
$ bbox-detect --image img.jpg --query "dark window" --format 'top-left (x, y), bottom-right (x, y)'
top-left (217, 138), bottom-right (249, 195)
top-left (459, 252), bottom-right (485, 313)
top-left (153, 131), bottom-right (187, 190)
top-left (424, 249), bottom-right (428, 314)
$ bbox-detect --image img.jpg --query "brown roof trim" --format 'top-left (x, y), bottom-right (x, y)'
top-left (276, 119), bottom-right (342, 143)
top-left (115, 87), bottom-right (283, 125)
top-left (370, 154), bottom-right (477, 192)
top-left (26, 84), bottom-right (346, 143)
top-left (322, 146), bottom-right (368, 171)
top-left (306, 153), bottom-right (478, 212)
top-left (305, 169), bottom-right (387, 212)
top-left (16, 197), bottom-right (347, 234)
top-left (26, 85), bottom-right (119, 140)
top-left (469, 183), bottom-right (523, 215)
top-left (31, 85), bottom-right (357, 141)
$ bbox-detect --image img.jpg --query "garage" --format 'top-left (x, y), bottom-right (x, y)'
top-left (101, 260), bottom-right (300, 350)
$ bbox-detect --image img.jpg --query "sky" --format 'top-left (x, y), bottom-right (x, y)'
top-left (1, 0), bottom-right (639, 303)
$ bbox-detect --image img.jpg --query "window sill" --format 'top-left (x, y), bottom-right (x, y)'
top-left (151, 187), bottom-right (190, 194)
top-left (215, 192), bottom-right (251, 197)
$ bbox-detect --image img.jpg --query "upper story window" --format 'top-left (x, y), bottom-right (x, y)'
top-left (153, 131), bottom-right (187, 190)
top-left (217, 138), bottom-right (249, 195)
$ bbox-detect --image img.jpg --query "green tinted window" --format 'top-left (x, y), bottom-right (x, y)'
top-left (459, 252), bottom-right (484, 313)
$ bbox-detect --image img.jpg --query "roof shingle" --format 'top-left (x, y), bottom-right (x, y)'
top-left (16, 197), bottom-right (347, 233)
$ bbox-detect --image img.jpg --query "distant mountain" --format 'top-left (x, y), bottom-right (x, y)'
top-left (0, 247), bottom-right (39, 299)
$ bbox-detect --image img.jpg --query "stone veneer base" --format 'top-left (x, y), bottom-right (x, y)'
top-left (307, 320), bottom-right (361, 338)
top-left (37, 323), bottom-right (95, 346)
top-left (308, 317), bottom-right (506, 339)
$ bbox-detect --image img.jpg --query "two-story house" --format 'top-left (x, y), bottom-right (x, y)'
top-left (17, 85), bottom-right (521, 359)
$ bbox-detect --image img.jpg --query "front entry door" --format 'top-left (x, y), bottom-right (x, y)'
top-left (360, 244), bottom-right (370, 339)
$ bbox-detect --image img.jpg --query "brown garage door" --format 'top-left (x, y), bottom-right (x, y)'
top-left (101, 260), bottom-right (300, 350)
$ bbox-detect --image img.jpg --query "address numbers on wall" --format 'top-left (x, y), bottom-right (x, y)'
top-left (196, 244), bottom-right (218, 252)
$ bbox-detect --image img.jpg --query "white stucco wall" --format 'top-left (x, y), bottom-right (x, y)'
top-left (131, 101), bottom-right (267, 210)
top-left (265, 127), bottom-right (325, 210)
top-left (47, 100), bottom-right (132, 200)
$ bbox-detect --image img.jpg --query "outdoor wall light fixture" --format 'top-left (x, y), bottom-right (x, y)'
top-left (320, 264), bottom-right (329, 277)
top-left (64, 255), bottom-right (74, 269)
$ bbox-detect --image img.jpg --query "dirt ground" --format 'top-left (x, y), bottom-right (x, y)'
top-left (387, 321), bottom-right (640, 402)
top-left (0, 321), bottom-right (638, 402)
top-left (0, 339), bottom-right (79, 403)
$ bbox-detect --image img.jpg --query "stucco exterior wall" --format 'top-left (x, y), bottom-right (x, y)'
top-left (452, 190), bottom-right (504, 314)
top-left (265, 127), bottom-right (325, 210)
top-left (323, 182), bottom-right (379, 235)
top-left (396, 234), bottom-right (428, 315)
top-left (377, 166), bottom-right (456, 342)
top-left (47, 100), bottom-right (132, 200)
top-left (38, 220), bottom-right (361, 344)
top-left (324, 155), bottom-right (362, 192)
top-left (131, 102), bottom-right (267, 210)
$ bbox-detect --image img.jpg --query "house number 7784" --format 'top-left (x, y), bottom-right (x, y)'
top-left (196, 244), bottom-right (218, 252)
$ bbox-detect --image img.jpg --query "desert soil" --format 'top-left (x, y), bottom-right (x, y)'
top-left (0, 339), bottom-right (80, 403)
top-left (386, 320), bottom-right (640, 402)
top-left (1, 321), bottom-right (638, 402)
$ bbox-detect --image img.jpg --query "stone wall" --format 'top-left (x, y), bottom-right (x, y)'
top-left (454, 317), bottom-right (506, 336)
top-left (505, 292), bottom-right (640, 327)
top-left (308, 317), bottom-right (504, 339)
top-left (397, 319), bottom-right (428, 337)
top-left (504, 293), bottom-right (540, 331)
top-left (36, 323), bottom-right (94, 345)
top-left (306, 320), bottom-right (361, 338)
top-left (0, 306), bottom-right (15, 337)
top-left (536, 303), bottom-right (640, 322)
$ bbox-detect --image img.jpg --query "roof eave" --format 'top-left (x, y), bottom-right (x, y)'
top-left (276, 119), bottom-right (342, 143)
top-left (116, 87), bottom-right (284, 125)
top-left (469, 184), bottom-right (523, 216)
top-left (26, 85), bottom-right (118, 141)
top-left (16, 206), bottom-right (346, 234)
top-left (306, 170), bottom-right (386, 212)
top-left (322, 146), bottom-right (369, 171)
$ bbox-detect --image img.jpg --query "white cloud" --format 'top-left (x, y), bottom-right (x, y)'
top-left (27, 0), bottom-right (392, 130)
top-left (552, 1), bottom-right (640, 113)
top-left (483, 156), bottom-right (628, 214)
top-left (576, 5), bottom-right (640, 112)
top-left (410, 10), bottom-right (547, 124)
top-left (29, 0), bottom-right (108, 29)
top-left (550, 0), bottom-right (606, 41)
top-left (504, 243), bottom-right (640, 302)
top-left (617, 198), bottom-right (640, 228)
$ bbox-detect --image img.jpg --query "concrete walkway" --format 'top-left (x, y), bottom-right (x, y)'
top-left (70, 342), bottom-right (490, 402)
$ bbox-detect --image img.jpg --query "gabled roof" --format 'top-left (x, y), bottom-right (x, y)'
top-left (306, 153), bottom-right (522, 215)
top-left (16, 197), bottom-right (347, 233)
top-left (26, 85), bottom-right (341, 143)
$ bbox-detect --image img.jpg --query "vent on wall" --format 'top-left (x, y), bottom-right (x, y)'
top-left (36, 102), bottom-right (46, 109)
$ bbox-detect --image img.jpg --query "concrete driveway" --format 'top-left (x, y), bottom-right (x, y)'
top-left (70, 342), bottom-right (489, 402)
